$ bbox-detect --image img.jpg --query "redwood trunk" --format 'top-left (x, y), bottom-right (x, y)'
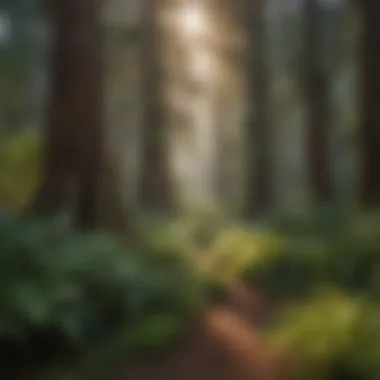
top-left (244, 0), bottom-right (273, 218)
top-left (34, 0), bottom-right (104, 228)
top-left (138, 0), bottom-right (172, 212)
top-left (359, 1), bottom-right (380, 206)
top-left (304, 0), bottom-right (332, 203)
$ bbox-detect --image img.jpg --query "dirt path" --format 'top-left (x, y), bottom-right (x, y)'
top-left (113, 283), bottom-right (291, 380)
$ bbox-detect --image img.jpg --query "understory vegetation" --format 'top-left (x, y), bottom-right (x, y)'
top-left (1, 135), bottom-right (380, 380)
top-left (0, 210), bottom-right (204, 379)
top-left (203, 210), bottom-right (380, 380)
top-left (2, 209), bottom-right (380, 379)
top-left (1, 134), bottom-right (380, 379)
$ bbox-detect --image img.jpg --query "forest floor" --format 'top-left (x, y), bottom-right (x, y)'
top-left (112, 283), bottom-right (292, 380)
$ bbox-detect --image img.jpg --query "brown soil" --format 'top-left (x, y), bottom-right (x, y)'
top-left (112, 283), bottom-right (292, 380)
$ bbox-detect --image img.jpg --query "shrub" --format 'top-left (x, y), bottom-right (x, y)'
top-left (267, 288), bottom-right (380, 380)
top-left (202, 226), bottom-right (287, 285)
top-left (239, 212), bottom-right (380, 298)
top-left (176, 205), bottom-right (228, 250)
top-left (326, 213), bottom-right (380, 292)
top-left (349, 302), bottom-right (380, 377)
top-left (0, 131), bottom-right (41, 212)
top-left (0, 212), bottom-right (203, 373)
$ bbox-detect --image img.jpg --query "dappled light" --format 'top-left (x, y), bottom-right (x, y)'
top-left (178, 2), bottom-right (208, 39)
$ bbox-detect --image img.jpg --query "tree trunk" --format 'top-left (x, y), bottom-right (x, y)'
top-left (303, 0), bottom-right (332, 203)
top-left (34, 0), bottom-right (104, 229)
top-left (138, 0), bottom-right (173, 213)
top-left (244, 0), bottom-right (273, 218)
top-left (214, 96), bottom-right (229, 205)
top-left (358, 1), bottom-right (380, 206)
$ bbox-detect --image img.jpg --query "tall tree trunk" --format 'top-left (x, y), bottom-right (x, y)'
top-left (34, 0), bottom-right (104, 229)
top-left (304, 0), bottom-right (332, 203)
top-left (214, 94), bottom-right (229, 205)
top-left (358, 1), bottom-right (380, 206)
top-left (73, 0), bottom-right (104, 228)
top-left (244, 0), bottom-right (273, 218)
top-left (138, 0), bottom-right (173, 213)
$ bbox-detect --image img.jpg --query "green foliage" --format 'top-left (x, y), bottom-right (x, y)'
top-left (77, 314), bottom-right (185, 380)
top-left (0, 131), bottom-right (41, 212)
top-left (268, 289), bottom-right (360, 370)
top-left (350, 303), bottom-right (380, 376)
top-left (249, 239), bottom-right (330, 298)
top-left (245, 211), bottom-right (380, 298)
top-left (177, 205), bottom-right (228, 250)
top-left (220, 211), bottom-right (380, 380)
top-left (267, 289), bottom-right (380, 380)
top-left (0, 212), bottom-right (202, 354)
top-left (328, 213), bottom-right (380, 292)
top-left (191, 210), bottom-right (380, 301)
top-left (200, 226), bottom-right (287, 285)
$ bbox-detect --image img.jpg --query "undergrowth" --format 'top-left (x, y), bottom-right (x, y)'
top-left (0, 211), bottom-right (203, 379)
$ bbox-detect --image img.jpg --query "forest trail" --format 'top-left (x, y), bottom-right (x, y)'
top-left (113, 283), bottom-right (291, 380)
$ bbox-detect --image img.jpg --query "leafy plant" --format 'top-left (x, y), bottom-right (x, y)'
top-left (201, 226), bottom-right (287, 285)
top-left (267, 289), bottom-right (380, 380)
top-left (0, 211), bottom-right (203, 374)
top-left (239, 211), bottom-right (380, 298)
top-left (0, 131), bottom-right (41, 212)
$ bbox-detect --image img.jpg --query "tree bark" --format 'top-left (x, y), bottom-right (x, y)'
top-left (244, 0), bottom-right (273, 218)
top-left (214, 94), bottom-right (230, 205)
top-left (33, 0), bottom-right (104, 229)
top-left (303, 0), bottom-right (332, 203)
top-left (358, 1), bottom-right (380, 206)
top-left (138, 0), bottom-right (173, 213)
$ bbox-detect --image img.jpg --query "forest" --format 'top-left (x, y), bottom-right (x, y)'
top-left (0, 0), bottom-right (380, 379)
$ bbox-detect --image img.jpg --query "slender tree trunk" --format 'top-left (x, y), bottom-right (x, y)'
top-left (34, 0), bottom-right (104, 228)
top-left (304, 0), bottom-right (332, 203)
top-left (214, 98), bottom-right (228, 204)
top-left (358, 1), bottom-right (380, 206)
top-left (244, 0), bottom-right (273, 218)
top-left (214, 92), bottom-right (232, 207)
top-left (138, 0), bottom-right (173, 213)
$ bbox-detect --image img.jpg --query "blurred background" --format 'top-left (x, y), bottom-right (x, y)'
top-left (0, 0), bottom-right (380, 379)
